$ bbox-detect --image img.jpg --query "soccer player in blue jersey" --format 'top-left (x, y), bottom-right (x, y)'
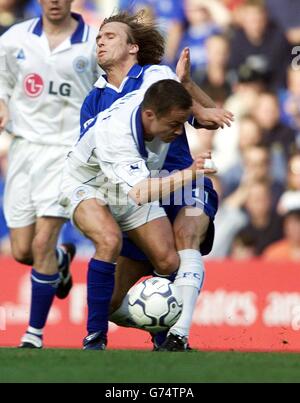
top-left (79, 12), bottom-right (233, 351)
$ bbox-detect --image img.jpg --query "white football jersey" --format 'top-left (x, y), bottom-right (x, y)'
top-left (67, 90), bottom-right (171, 196)
top-left (0, 13), bottom-right (99, 146)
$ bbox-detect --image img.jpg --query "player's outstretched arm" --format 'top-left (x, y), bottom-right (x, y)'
top-left (129, 152), bottom-right (217, 206)
top-left (176, 47), bottom-right (216, 109)
top-left (176, 47), bottom-right (234, 129)
top-left (0, 99), bottom-right (9, 132)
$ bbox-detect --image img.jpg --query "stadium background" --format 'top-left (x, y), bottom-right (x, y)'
top-left (1, 0), bottom-right (300, 351)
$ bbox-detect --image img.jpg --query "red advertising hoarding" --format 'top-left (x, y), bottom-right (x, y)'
top-left (0, 258), bottom-right (300, 351)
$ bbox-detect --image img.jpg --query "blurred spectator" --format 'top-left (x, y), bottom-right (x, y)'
top-left (237, 115), bottom-right (262, 151)
top-left (209, 175), bottom-right (248, 259)
top-left (193, 34), bottom-right (232, 105)
top-left (217, 117), bottom-right (261, 184)
top-left (252, 92), bottom-right (297, 181)
top-left (269, 154), bottom-right (300, 261)
top-left (280, 67), bottom-right (300, 145)
top-left (221, 146), bottom-right (284, 208)
top-left (220, 0), bottom-right (248, 27)
top-left (239, 180), bottom-right (283, 255)
top-left (229, 0), bottom-right (290, 89)
top-left (263, 209), bottom-right (300, 261)
top-left (278, 153), bottom-right (300, 215)
top-left (213, 64), bottom-right (265, 174)
top-left (230, 229), bottom-right (257, 260)
top-left (0, 0), bottom-right (35, 35)
top-left (225, 63), bottom-right (265, 120)
top-left (193, 0), bottom-right (232, 29)
top-left (177, 0), bottom-right (221, 73)
top-left (72, 0), bottom-right (103, 29)
top-left (265, 0), bottom-right (300, 45)
top-left (119, 0), bottom-right (186, 65)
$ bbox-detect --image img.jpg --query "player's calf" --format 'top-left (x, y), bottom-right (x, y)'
top-left (74, 202), bottom-right (123, 349)
top-left (10, 226), bottom-right (35, 266)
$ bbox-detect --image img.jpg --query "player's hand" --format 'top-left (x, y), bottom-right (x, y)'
top-left (195, 106), bottom-right (234, 130)
top-left (176, 47), bottom-right (191, 85)
top-left (0, 100), bottom-right (9, 133)
top-left (189, 151), bottom-right (218, 176)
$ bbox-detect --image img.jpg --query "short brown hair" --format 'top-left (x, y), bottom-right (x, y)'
top-left (100, 11), bottom-right (165, 66)
top-left (142, 80), bottom-right (193, 118)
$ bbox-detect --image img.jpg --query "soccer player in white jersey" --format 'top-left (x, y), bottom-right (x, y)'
top-left (76, 12), bottom-right (233, 351)
top-left (61, 79), bottom-right (216, 350)
top-left (0, 0), bottom-right (99, 348)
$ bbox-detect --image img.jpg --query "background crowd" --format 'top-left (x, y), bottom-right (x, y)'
top-left (0, 0), bottom-right (299, 261)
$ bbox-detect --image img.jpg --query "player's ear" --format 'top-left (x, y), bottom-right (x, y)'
top-left (144, 109), bottom-right (155, 121)
top-left (129, 44), bottom-right (139, 55)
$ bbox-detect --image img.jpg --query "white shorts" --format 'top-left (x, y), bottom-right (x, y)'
top-left (60, 170), bottom-right (167, 232)
top-left (4, 137), bottom-right (70, 228)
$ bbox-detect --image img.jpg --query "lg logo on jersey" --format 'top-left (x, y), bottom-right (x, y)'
top-left (24, 73), bottom-right (71, 98)
top-left (24, 73), bottom-right (44, 97)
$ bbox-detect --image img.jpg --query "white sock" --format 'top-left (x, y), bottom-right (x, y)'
top-left (170, 249), bottom-right (205, 338)
top-left (27, 326), bottom-right (43, 338)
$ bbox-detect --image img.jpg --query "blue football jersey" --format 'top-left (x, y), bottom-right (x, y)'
top-left (80, 63), bottom-right (193, 172)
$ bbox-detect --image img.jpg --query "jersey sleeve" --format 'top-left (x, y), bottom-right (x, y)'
top-left (0, 30), bottom-right (16, 103)
top-left (101, 159), bottom-right (150, 196)
top-left (140, 65), bottom-right (179, 92)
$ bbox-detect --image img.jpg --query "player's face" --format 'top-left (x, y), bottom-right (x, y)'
top-left (39, 0), bottom-right (73, 23)
top-left (145, 107), bottom-right (192, 143)
top-left (96, 22), bottom-right (138, 70)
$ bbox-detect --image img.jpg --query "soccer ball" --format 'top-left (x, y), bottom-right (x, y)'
top-left (128, 277), bottom-right (183, 333)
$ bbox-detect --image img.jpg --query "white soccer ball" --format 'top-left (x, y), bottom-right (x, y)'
top-left (128, 277), bottom-right (183, 333)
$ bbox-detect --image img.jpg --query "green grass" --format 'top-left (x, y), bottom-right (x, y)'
top-left (1, 349), bottom-right (300, 383)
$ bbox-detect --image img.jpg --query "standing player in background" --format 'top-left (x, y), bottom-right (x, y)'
top-left (0, 0), bottom-right (99, 348)
top-left (79, 12), bottom-right (233, 351)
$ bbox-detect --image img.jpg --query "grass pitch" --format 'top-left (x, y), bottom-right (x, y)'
top-left (1, 348), bottom-right (300, 383)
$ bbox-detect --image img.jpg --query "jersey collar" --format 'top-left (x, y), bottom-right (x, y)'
top-left (127, 64), bottom-right (144, 78)
top-left (31, 13), bottom-right (88, 44)
top-left (94, 64), bottom-right (144, 89)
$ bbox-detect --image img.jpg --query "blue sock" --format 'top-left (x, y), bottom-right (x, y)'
top-left (29, 269), bottom-right (60, 330)
top-left (87, 259), bottom-right (116, 335)
top-left (153, 330), bottom-right (168, 347)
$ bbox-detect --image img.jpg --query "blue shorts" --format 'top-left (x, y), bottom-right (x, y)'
top-left (121, 176), bottom-right (219, 260)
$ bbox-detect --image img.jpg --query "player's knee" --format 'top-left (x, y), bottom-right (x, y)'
top-left (32, 232), bottom-right (53, 258)
top-left (94, 231), bottom-right (122, 256)
top-left (155, 250), bottom-right (179, 275)
top-left (12, 245), bottom-right (33, 266)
